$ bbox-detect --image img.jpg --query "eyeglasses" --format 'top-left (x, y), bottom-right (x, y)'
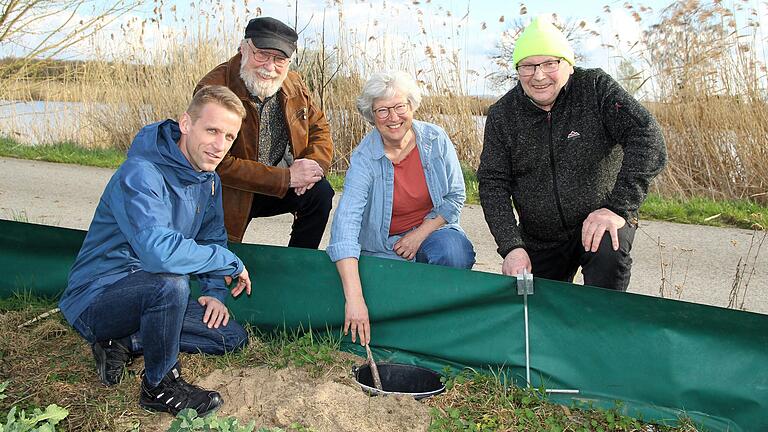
top-left (247, 42), bottom-right (290, 67)
top-left (516, 59), bottom-right (562, 77)
top-left (373, 102), bottom-right (410, 119)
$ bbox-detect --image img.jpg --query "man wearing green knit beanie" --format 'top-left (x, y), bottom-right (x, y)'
top-left (478, 16), bottom-right (668, 292)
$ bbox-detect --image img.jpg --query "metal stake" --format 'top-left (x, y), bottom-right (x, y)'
top-left (516, 270), bottom-right (534, 386)
top-left (516, 270), bottom-right (579, 395)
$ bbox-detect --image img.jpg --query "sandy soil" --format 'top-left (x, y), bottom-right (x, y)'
top-left (150, 362), bottom-right (431, 431)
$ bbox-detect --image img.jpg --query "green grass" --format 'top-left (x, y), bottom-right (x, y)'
top-left (461, 162), bottom-right (480, 204)
top-left (326, 172), bottom-right (344, 191)
top-left (2, 137), bottom-right (765, 230)
top-left (0, 136), bottom-right (125, 168)
top-left (5, 209), bottom-right (29, 223)
top-left (426, 368), bottom-right (697, 432)
top-left (460, 166), bottom-right (767, 230)
top-left (0, 289), bottom-right (58, 312)
top-left (640, 193), bottom-right (766, 230)
top-left (255, 326), bottom-right (342, 373)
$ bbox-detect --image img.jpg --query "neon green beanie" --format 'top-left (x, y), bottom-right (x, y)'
top-left (513, 16), bottom-right (575, 67)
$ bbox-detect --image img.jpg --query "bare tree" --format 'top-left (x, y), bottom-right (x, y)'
top-left (616, 58), bottom-right (645, 97)
top-left (0, 0), bottom-right (139, 87)
top-left (488, 13), bottom-right (593, 92)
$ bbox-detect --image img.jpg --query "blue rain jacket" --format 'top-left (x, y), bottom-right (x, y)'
top-left (60, 120), bottom-right (244, 324)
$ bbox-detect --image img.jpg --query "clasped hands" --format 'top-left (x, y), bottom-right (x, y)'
top-left (289, 158), bottom-right (324, 196)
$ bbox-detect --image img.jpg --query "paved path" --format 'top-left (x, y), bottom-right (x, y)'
top-left (1, 156), bottom-right (765, 314)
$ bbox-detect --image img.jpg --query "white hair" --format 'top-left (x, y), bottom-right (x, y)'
top-left (356, 71), bottom-right (422, 124)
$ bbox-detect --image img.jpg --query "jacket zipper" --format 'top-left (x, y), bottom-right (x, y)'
top-left (547, 112), bottom-right (568, 230)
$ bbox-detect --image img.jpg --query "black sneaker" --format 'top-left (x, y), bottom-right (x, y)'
top-left (91, 339), bottom-right (133, 386)
top-left (139, 363), bottom-right (223, 416)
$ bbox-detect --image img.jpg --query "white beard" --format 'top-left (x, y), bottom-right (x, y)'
top-left (240, 64), bottom-right (287, 100)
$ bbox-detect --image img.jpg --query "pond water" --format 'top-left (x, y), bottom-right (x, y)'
top-left (0, 100), bottom-right (94, 144)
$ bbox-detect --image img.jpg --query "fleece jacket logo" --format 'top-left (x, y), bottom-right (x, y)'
top-left (566, 130), bottom-right (581, 139)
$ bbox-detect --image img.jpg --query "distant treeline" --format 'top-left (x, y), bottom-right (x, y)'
top-left (421, 95), bottom-right (496, 116)
top-left (0, 57), bottom-right (157, 83)
top-left (0, 57), bottom-right (86, 81)
top-left (0, 56), bottom-right (498, 115)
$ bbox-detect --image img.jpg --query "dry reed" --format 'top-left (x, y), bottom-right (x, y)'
top-left (2, 0), bottom-right (767, 202)
top-left (613, 1), bottom-right (768, 202)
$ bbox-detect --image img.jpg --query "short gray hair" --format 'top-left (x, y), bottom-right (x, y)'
top-left (356, 71), bottom-right (422, 124)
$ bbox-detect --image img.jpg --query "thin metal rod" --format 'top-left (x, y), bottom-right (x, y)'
top-left (524, 289), bottom-right (531, 387)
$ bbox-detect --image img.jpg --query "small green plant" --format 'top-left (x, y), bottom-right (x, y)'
top-left (6, 210), bottom-right (28, 223)
top-left (166, 408), bottom-right (257, 432)
top-left (166, 409), bottom-right (310, 432)
top-left (428, 370), bottom-right (688, 432)
top-left (325, 172), bottom-right (344, 191)
top-left (287, 423), bottom-right (316, 432)
top-left (461, 163), bottom-right (479, 205)
top-left (0, 381), bottom-right (69, 432)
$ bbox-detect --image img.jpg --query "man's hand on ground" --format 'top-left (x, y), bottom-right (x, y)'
top-left (198, 296), bottom-right (229, 328)
top-left (502, 247), bottom-right (532, 276)
top-left (581, 208), bottom-right (626, 252)
top-left (289, 158), bottom-right (324, 189)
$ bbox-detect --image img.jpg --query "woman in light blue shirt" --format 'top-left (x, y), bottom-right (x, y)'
top-left (326, 71), bottom-right (475, 346)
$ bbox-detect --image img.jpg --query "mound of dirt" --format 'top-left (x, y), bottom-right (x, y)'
top-left (152, 364), bottom-right (431, 431)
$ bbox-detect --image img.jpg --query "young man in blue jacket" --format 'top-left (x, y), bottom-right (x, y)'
top-left (59, 85), bottom-right (252, 416)
top-left (478, 17), bottom-right (667, 291)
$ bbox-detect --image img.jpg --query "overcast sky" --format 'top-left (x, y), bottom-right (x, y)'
top-left (3, 0), bottom-right (675, 94)
top-left (248, 0), bottom-right (672, 94)
top-left (202, 0), bottom-right (673, 94)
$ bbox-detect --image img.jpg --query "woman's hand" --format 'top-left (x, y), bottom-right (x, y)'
top-left (344, 298), bottom-right (370, 346)
top-left (393, 229), bottom-right (428, 260)
top-left (336, 258), bottom-right (370, 345)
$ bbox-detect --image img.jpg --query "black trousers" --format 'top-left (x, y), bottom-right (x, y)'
top-left (528, 223), bottom-right (636, 291)
top-left (248, 178), bottom-right (334, 249)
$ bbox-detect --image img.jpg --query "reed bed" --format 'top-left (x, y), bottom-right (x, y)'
top-left (1, 0), bottom-right (767, 203)
top-left (614, 0), bottom-right (768, 202)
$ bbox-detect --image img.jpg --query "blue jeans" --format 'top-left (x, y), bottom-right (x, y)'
top-left (414, 228), bottom-right (476, 269)
top-left (71, 271), bottom-right (248, 386)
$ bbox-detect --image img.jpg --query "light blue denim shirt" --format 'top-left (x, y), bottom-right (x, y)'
top-left (327, 120), bottom-right (466, 262)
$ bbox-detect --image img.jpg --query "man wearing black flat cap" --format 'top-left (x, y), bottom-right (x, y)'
top-left (196, 17), bottom-right (334, 248)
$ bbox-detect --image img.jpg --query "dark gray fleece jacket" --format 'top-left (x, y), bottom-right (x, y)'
top-left (478, 67), bottom-right (667, 256)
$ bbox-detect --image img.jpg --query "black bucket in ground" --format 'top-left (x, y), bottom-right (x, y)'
top-left (353, 363), bottom-right (445, 400)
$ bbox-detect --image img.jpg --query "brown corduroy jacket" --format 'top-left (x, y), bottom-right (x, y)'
top-left (195, 53), bottom-right (334, 242)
